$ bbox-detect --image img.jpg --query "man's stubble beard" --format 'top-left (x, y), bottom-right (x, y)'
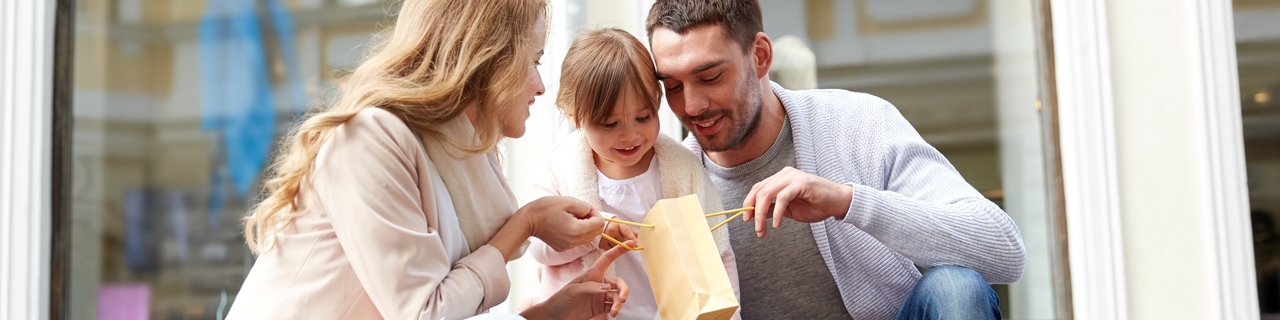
top-left (699, 71), bottom-right (764, 152)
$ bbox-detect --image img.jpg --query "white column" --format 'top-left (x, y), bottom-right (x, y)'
top-left (1049, 0), bottom-right (1129, 319)
top-left (1107, 0), bottom-right (1257, 318)
top-left (1189, 1), bottom-right (1258, 318)
top-left (0, 1), bottom-right (57, 320)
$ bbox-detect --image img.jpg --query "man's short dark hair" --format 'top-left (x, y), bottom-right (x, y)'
top-left (645, 0), bottom-right (764, 53)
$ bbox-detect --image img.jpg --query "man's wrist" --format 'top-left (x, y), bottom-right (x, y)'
top-left (833, 184), bottom-right (854, 220)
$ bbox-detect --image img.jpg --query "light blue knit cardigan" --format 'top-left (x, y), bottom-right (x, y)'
top-left (684, 82), bottom-right (1027, 319)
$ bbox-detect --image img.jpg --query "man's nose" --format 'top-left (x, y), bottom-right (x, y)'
top-left (682, 87), bottom-right (709, 117)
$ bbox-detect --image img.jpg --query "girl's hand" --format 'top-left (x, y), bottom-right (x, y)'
top-left (522, 196), bottom-right (606, 251)
top-left (598, 220), bottom-right (638, 250)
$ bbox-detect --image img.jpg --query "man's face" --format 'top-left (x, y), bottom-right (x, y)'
top-left (651, 24), bottom-right (763, 152)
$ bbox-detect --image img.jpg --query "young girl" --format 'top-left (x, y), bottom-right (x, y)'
top-left (527, 28), bottom-right (740, 320)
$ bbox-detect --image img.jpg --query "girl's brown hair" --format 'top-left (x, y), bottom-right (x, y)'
top-left (556, 28), bottom-right (662, 127)
top-left (244, 0), bottom-right (548, 253)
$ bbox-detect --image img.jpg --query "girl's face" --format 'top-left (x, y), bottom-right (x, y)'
top-left (497, 15), bottom-right (547, 139)
top-left (582, 89), bottom-right (661, 179)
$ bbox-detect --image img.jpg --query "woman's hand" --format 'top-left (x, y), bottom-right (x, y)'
top-left (521, 241), bottom-right (634, 320)
top-left (598, 220), bottom-right (638, 250)
top-left (522, 196), bottom-right (606, 251)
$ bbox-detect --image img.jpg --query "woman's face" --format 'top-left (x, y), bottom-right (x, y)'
top-left (498, 16), bottom-right (548, 139)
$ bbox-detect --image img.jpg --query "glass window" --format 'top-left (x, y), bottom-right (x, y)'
top-left (68, 0), bottom-right (397, 318)
top-left (1235, 1), bottom-right (1280, 316)
top-left (757, 0), bottom-right (1059, 317)
top-left (500, 0), bottom-right (1064, 317)
top-left (64, 0), bottom-right (1062, 318)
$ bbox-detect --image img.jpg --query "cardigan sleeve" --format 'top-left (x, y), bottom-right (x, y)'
top-left (526, 158), bottom-right (602, 266)
top-left (311, 109), bottom-right (510, 319)
top-left (839, 104), bottom-right (1027, 284)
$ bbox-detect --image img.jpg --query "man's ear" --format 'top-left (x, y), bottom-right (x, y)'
top-left (752, 32), bottom-right (773, 80)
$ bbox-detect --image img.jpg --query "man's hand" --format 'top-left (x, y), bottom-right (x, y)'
top-left (523, 196), bottom-right (606, 251)
top-left (598, 220), bottom-right (638, 250)
top-left (524, 240), bottom-right (635, 320)
top-left (742, 167), bottom-right (854, 238)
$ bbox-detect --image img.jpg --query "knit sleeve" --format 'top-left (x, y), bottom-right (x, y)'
top-left (526, 158), bottom-right (601, 266)
top-left (839, 104), bottom-right (1026, 284)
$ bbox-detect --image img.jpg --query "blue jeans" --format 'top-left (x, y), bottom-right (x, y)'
top-left (895, 266), bottom-right (1002, 320)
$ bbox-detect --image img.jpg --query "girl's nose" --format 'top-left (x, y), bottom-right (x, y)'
top-left (619, 125), bottom-right (639, 143)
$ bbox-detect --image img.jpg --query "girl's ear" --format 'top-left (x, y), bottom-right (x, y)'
top-left (566, 114), bottom-right (579, 128)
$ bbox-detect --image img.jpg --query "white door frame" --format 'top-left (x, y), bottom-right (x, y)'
top-left (1049, 1), bottom-right (1129, 319)
top-left (1188, 0), bottom-right (1259, 318)
top-left (1051, 0), bottom-right (1257, 318)
top-left (0, 1), bottom-right (57, 319)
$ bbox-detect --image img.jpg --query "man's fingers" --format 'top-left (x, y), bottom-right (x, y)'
top-left (742, 178), bottom-right (769, 222)
top-left (753, 180), bottom-right (786, 237)
top-left (772, 186), bottom-right (800, 229)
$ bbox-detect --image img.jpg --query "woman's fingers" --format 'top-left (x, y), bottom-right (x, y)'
top-left (606, 277), bottom-right (629, 317)
top-left (559, 196), bottom-right (596, 219)
top-left (585, 240), bottom-right (633, 279)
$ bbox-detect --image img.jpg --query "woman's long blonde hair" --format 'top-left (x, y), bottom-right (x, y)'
top-left (244, 0), bottom-right (548, 253)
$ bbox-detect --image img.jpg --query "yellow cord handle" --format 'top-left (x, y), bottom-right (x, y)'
top-left (707, 207), bottom-right (752, 232)
top-left (600, 207), bottom-right (756, 247)
top-left (603, 217), bottom-right (654, 229)
top-left (709, 211), bottom-right (745, 232)
top-left (600, 233), bottom-right (643, 251)
top-left (705, 206), bottom-right (754, 218)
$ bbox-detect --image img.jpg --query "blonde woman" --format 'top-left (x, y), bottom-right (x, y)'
top-left (226, 0), bottom-right (631, 319)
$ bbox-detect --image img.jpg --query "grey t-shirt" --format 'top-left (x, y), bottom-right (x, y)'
top-left (702, 118), bottom-right (853, 319)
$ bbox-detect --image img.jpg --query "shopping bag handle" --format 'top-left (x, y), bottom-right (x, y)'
top-left (599, 206), bottom-right (755, 250)
top-left (601, 218), bottom-right (654, 251)
top-left (704, 207), bottom-right (754, 232)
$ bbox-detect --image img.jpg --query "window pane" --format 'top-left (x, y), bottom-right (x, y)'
top-left (502, 0), bottom-right (1064, 317)
top-left (68, 1), bottom-right (397, 318)
top-left (66, 0), bottom-right (1061, 318)
top-left (757, 0), bottom-right (1056, 317)
top-left (1235, 1), bottom-right (1280, 316)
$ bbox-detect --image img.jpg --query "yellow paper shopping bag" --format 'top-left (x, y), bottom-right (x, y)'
top-left (637, 195), bottom-right (738, 320)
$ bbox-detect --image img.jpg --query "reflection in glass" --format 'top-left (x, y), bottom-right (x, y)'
top-left (756, 0), bottom-right (1055, 317)
top-left (66, 0), bottom-right (1061, 318)
top-left (69, 1), bottom-right (396, 318)
top-left (1236, 2), bottom-right (1280, 317)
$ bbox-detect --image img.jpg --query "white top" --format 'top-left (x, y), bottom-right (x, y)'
top-left (595, 157), bottom-right (662, 320)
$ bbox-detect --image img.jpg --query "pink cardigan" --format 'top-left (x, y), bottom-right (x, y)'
top-left (227, 108), bottom-right (511, 320)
